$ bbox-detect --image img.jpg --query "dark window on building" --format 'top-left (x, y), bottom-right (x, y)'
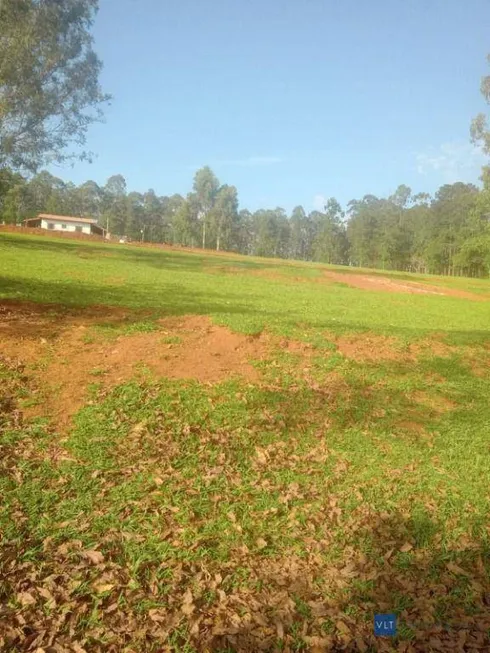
top-left (75, 226), bottom-right (82, 233)
top-left (47, 223), bottom-right (54, 230)
top-left (61, 224), bottom-right (67, 229)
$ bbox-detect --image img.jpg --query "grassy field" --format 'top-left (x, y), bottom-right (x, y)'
top-left (1, 232), bottom-right (490, 652)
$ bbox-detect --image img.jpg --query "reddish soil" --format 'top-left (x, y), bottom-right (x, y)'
top-left (323, 270), bottom-right (487, 300)
top-left (395, 420), bottom-right (427, 435)
top-left (410, 390), bottom-right (456, 414)
top-left (335, 334), bottom-right (409, 362)
top-left (333, 332), bottom-right (456, 363)
top-left (0, 300), bottom-right (482, 431)
top-left (0, 302), bottom-right (270, 430)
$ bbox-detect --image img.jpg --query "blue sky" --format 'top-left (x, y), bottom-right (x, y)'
top-left (51, 0), bottom-right (490, 212)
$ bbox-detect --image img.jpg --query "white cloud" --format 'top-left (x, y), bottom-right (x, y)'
top-left (415, 141), bottom-right (486, 182)
top-left (313, 194), bottom-right (327, 211)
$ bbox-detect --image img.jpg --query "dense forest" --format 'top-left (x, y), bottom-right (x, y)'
top-left (1, 165), bottom-right (490, 278)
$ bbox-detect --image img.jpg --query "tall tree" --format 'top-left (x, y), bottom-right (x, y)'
top-left (425, 183), bottom-right (478, 274)
top-left (390, 184), bottom-right (412, 210)
top-left (2, 181), bottom-right (31, 224)
top-left (142, 189), bottom-right (162, 242)
top-left (312, 198), bottom-right (347, 265)
top-left (0, 0), bottom-right (110, 172)
top-left (126, 191), bottom-right (145, 241)
top-left (211, 185), bottom-right (238, 251)
top-left (102, 175), bottom-right (127, 235)
top-left (289, 206), bottom-right (307, 260)
top-left (471, 54), bottom-right (490, 154)
top-left (160, 194), bottom-right (185, 243)
top-left (253, 208), bottom-right (289, 258)
top-left (233, 209), bottom-right (254, 254)
top-left (27, 171), bottom-right (61, 213)
top-left (172, 197), bottom-right (197, 247)
top-left (192, 167), bottom-right (219, 249)
top-left (347, 195), bottom-right (383, 268)
top-left (0, 168), bottom-right (25, 220)
top-left (74, 180), bottom-right (103, 219)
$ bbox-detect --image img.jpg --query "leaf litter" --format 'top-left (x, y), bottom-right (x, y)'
top-left (1, 306), bottom-right (490, 651)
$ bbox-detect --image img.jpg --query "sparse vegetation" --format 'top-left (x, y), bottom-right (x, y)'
top-left (1, 233), bottom-right (489, 651)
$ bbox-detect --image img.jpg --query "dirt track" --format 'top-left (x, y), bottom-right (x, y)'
top-left (323, 270), bottom-right (487, 300)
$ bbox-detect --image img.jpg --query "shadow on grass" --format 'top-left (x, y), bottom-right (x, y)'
top-left (210, 511), bottom-right (490, 652)
top-left (2, 271), bottom-right (490, 349)
top-left (0, 234), bottom-right (275, 274)
top-left (0, 274), bottom-right (275, 316)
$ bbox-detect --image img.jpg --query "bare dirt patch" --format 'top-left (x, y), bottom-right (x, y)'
top-left (334, 333), bottom-right (412, 362)
top-left (250, 268), bottom-right (293, 282)
top-left (0, 303), bottom-right (270, 429)
top-left (205, 266), bottom-right (296, 283)
top-left (333, 332), bottom-right (456, 363)
top-left (462, 353), bottom-right (490, 378)
top-left (0, 299), bottom-right (142, 339)
top-left (323, 270), bottom-right (486, 300)
top-left (205, 266), bottom-right (320, 285)
top-left (415, 336), bottom-right (456, 358)
top-left (395, 420), bottom-right (427, 435)
top-left (250, 269), bottom-right (327, 285)
top-left (410, 390), bottom-right (457, 415)
top-left (279, 338), bottom-right (316, 355)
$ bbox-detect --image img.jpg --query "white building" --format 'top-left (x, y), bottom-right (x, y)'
top-left (24, 214), bottom-right (107, 237)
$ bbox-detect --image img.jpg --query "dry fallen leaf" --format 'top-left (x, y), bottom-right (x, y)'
top-left (181, 588), bottom-right (195, 614)
top-left (303, 635), bottom-right (334, 647)
top-left (400, 542), bottom-right (413, 553)
top-left (383, 548), bottom-right (394, 560)
top-left (149, 609), bottom-right (166, 623)
top-left (218, 589), bottom-right (226, 602)
top-left (447, 562), bottom-right (468, 575)
top-left (255, 447), bottom-right (268, 464)
top-left (17, 591), bottom-right (36, 606)
top-left (340, 563), bottom-right (358, 578)
top-left (37, 587), bottom-right (54, 602)
top-left (256, 537), bottom-right (268, 549)
top-left (72, 643), bottom-right (87, 653)
top-left (81, 549), bottom-right (104, 564)
top-left (336, 620), bottom-right (351, 636)
top-left (93, 583), bottom-right (114, 593)
top-left (182, 589), bottom-right (193, 605)
top-left (355, 637), bottom-right (368, 652)
top-left (131, 421), bottom-right (146, 436)
top-left (428, 638), bottom-right (444, 650)
top-left (275, 620), bottom-right (284, 639)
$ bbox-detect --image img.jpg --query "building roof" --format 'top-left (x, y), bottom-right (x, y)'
top-left (36, 213), bottom-right (97, 224)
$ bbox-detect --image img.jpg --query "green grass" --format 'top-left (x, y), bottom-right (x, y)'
top-left (1, 232), bottom-right (490, 651)
top-left (1, 232), bottom-right (489, 341)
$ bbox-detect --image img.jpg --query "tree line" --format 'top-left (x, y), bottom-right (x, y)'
top-left (1, 165), bottom-right (490, 277)
top-left (2, 2), bottom-right (490, 278)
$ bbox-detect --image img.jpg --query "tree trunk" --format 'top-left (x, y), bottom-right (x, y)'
top-left (216, 231), bottom-right (220, 251)
top-left (202, 217), bottom-right (206, 249)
